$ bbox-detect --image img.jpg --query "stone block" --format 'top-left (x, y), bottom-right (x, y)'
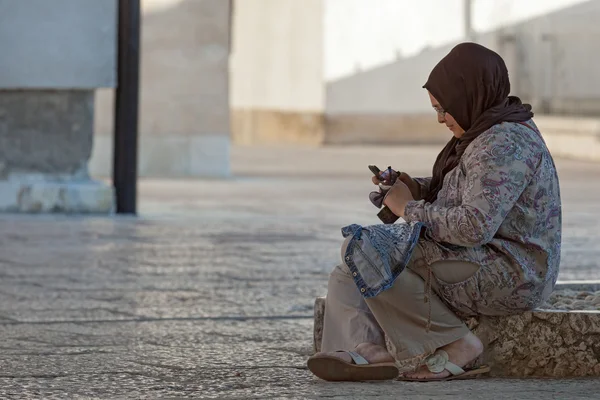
top-left (313, 296), bottom-right (325, 356)
top-left (313, 296), bottom-right (600, 377)
top-left (0, 181), bottom-right (114, 214)
top-left (555, 281), bottom-right (600, 292)
top-left (0, 89), bottom-right (113, 214)
top-left (0, 90), bottom-right (93, 177)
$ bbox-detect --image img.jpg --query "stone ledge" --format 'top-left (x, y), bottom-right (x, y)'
top-left (0, 180), bottom-right (114, 214)
top-left (556, 281), bottom-right (600, 293)
top-left (313, 296), bottom-right (600, 377)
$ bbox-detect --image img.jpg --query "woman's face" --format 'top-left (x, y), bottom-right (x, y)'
top-left (428, 92), bottom-right (466, 138)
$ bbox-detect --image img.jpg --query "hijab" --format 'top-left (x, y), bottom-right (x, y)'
top-left (423, 42), bottom-right (534, 203)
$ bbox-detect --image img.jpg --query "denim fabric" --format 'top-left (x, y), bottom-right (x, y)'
top-left (341, 222), bottom-right (424, 298)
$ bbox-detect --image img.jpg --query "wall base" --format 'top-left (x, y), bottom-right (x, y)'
top-left (231, 108), bottom-right (324, 145)
top-left (0, 180), bottom-right (114, 214)
top-left (325, 113), bottom-right (450, 145)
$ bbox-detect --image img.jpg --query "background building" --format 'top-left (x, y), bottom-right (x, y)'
top-left (228, 0), bottom-right (600, 161)
top-left (326, 0), bottom-right (600, 145)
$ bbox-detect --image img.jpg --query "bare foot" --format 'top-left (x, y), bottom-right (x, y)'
top-left (312, 342), bottom-right (395, 365)
top-left (402, 332), bottom-right (483, 380)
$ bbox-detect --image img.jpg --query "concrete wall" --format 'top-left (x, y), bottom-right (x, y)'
top-left (491, 0), bottom-right (600, 115)
top-left (325, 34), bottom-right (500, 144)
top-left (92, 0), bottom-right (231, 178)
top-left (324, 0), bottom-right (589, 82)
top-left (0, 0), bottom-right (116, 88)
top-left (325, 0), bottom-right (600, 144)
top-left (229, 0), bottom-right (324, 145)
top-left (324, 0), bottom-right (465, 82)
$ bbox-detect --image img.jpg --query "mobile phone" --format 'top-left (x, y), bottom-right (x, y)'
top-left (368, 165), bottom-right (381, 177)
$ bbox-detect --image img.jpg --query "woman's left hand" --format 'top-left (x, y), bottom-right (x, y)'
top-left (383, 180), bottom-right (415, 218)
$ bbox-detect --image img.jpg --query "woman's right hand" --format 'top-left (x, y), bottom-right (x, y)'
top-left (372, 170), bottom-right (421, 200)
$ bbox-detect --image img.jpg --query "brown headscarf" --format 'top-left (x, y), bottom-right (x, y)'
top-left (423, 42), bottom-right (533, 203)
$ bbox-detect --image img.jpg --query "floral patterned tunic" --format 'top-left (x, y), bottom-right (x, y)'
top-left (342, 120), bottom-right (562, 317)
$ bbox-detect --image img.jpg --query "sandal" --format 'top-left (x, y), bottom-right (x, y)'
top-left (397, 350), bottom-right (490, 382)
top-left (307, 350), bottom-right (399, 382)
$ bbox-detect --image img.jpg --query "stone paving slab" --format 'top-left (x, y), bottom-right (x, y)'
top-left (0, 145), bottom-right (599, 398)
top-left (1, 318), bottom-right (599, 399)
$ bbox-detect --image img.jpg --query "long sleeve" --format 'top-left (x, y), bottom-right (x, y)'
top-left (403, 129), bottom-right (541, 247)
top-left (413, 177), bottom-right (432, 200)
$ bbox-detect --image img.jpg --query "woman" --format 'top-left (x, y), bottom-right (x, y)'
top-left (307, 43), bottom-right (562, 382)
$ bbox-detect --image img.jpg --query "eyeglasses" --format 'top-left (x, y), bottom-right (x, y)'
top-left (433, 107), bottom-right (447, 118)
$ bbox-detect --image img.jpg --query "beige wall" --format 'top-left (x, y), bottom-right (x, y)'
top-left (92, 0), bottom-right (231, 178)
top-left (229, 0), bottom-right (324, 145)
top-left (325, 0), bottom-right (600, 144)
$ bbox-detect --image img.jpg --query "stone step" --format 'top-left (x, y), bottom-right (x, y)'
top-left (556, 281), bottom-right (600, 293)
top-left (313, 296), bottom-right (600, 377)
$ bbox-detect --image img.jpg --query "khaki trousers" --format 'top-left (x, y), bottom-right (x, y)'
top-left (321, 240), bottom-right (480, 360)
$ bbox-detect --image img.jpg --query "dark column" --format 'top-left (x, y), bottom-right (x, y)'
top-left (113, 0), bottom-right (141, 214)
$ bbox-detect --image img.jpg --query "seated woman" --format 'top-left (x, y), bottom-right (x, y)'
top-left (307, 43), bottom-right (562, 382)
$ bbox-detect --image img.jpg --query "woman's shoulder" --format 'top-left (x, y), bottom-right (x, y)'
top-left (468, 120), bottom-right (545, 155)
top-left (463, 120), bottom-right (546, 166)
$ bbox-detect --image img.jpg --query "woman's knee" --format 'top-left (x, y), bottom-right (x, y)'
top-left (330, 263), bottom-right (352, 280)
top-left (340, 236), bottom-right (352, 263)
top-left (330, 237), bottom-right (353, 278)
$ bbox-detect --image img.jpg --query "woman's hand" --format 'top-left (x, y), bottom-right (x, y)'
top-left (383, 180), bottom-right (415, 218)
top-left (371, 169), bottom-right (398, 185)
top-left (372, 170), bottom-right (421, 200)
top-left (397, 172), bottom-right (421, 200)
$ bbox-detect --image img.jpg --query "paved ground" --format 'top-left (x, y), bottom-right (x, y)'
top-left (1, 145), bottom-right (599, 399)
